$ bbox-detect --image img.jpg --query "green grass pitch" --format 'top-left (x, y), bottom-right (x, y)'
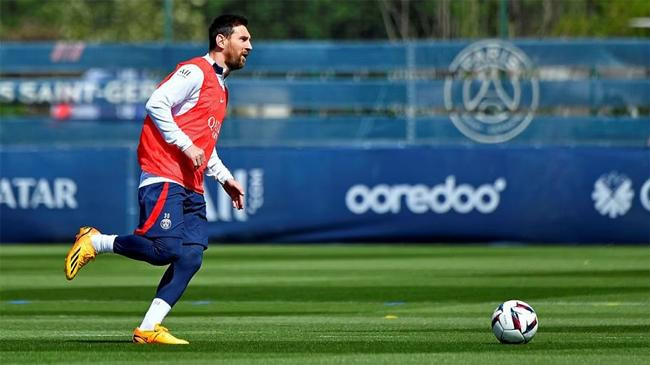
top-left (1, 244), bottom-right (649, 364)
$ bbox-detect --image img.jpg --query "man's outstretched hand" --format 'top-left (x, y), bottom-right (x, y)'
top-left (222, 179), bottom-right (245, 210)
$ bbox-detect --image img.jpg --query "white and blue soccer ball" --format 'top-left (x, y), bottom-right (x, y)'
top-left (491, 300), bottom-right (538, 344)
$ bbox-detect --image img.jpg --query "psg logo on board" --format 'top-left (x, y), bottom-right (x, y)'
top-left (444, 40), bottom-right (539, 143)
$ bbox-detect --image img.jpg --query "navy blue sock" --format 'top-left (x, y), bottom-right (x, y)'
top-left (155, 244), bottom-right (204, 306)
top-left (113, 235), bottom-right (182, 266)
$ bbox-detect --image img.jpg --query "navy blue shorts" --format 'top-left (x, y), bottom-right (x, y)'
top-left (134, 182), bottom-right (208, 248)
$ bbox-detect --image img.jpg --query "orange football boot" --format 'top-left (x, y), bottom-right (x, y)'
top-left (132, 324), bottom-right (189, 345)
top-left (64, 226), bottom-right (99, 280)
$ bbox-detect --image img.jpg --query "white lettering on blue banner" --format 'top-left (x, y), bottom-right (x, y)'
top-left (345, 176), bottom-right (506, 215)
top-left (0, 178), bottom-right (78, 209)
top-left (0, 80), bottom-right (157, 104)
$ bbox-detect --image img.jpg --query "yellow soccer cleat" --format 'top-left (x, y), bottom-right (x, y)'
top-left (64, 226), bottom-right (99, 280)
top-left (132, 324), bottom-right (189, 345)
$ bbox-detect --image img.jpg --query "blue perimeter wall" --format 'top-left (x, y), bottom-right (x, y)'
top-left (1, 145), bottom-right (648, 244)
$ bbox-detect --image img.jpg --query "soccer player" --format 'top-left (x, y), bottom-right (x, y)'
top-left (63, 14), bottom-right (252, 345)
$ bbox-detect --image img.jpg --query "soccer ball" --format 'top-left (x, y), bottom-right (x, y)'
top-left (491, 300), bottom-right (538, 344)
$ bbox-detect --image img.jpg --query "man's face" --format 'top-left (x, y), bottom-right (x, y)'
top-left (223, 25), bottom-right (252, 71)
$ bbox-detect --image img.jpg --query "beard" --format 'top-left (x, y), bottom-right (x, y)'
top-left (225, 52), bottom-right (246, 71)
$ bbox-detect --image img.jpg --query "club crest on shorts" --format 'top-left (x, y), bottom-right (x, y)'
top-left (160, 213), bottom-right (172, 230)
top-left (444, 40), bottom-right (539, 143)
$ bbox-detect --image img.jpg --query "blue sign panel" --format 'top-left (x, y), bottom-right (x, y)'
top-left (0, 147), bottom-right (135, 242)
top-left (1, 146), bottom-right (648, 243)
top-left (206, 146), bottom-right (650, 243)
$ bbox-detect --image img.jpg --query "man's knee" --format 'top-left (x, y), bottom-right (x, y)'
top-left (151, 237), bottom-right (183, 264)
top-left (180, 245), bottom-right (204, 274)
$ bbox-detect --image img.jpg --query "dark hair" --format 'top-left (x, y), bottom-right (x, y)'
top-left (209, 14), bottom-right (248, 51)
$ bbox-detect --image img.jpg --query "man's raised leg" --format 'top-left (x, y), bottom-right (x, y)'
top-left (113, 235), bottom-right (182, 266)
top-left (64, 232), bottom-right (182, 280)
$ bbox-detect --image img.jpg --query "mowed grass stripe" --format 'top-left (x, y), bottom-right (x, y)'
top-left (0, 244), bottom-right (649, 365)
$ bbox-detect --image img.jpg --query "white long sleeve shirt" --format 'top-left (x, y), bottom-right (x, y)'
top-left (139, 54), bottom-right (234, 189)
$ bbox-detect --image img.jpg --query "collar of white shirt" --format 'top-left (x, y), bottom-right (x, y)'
top-left (203, 53), bottom-right (224, 75)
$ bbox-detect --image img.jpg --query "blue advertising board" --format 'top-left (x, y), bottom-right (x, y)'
top-left (207, 146), bottom-right (650, 243)
top-left (1, 146), bottom-right (648, 243)
top-left (0, 147), bottom-right (136, 242)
